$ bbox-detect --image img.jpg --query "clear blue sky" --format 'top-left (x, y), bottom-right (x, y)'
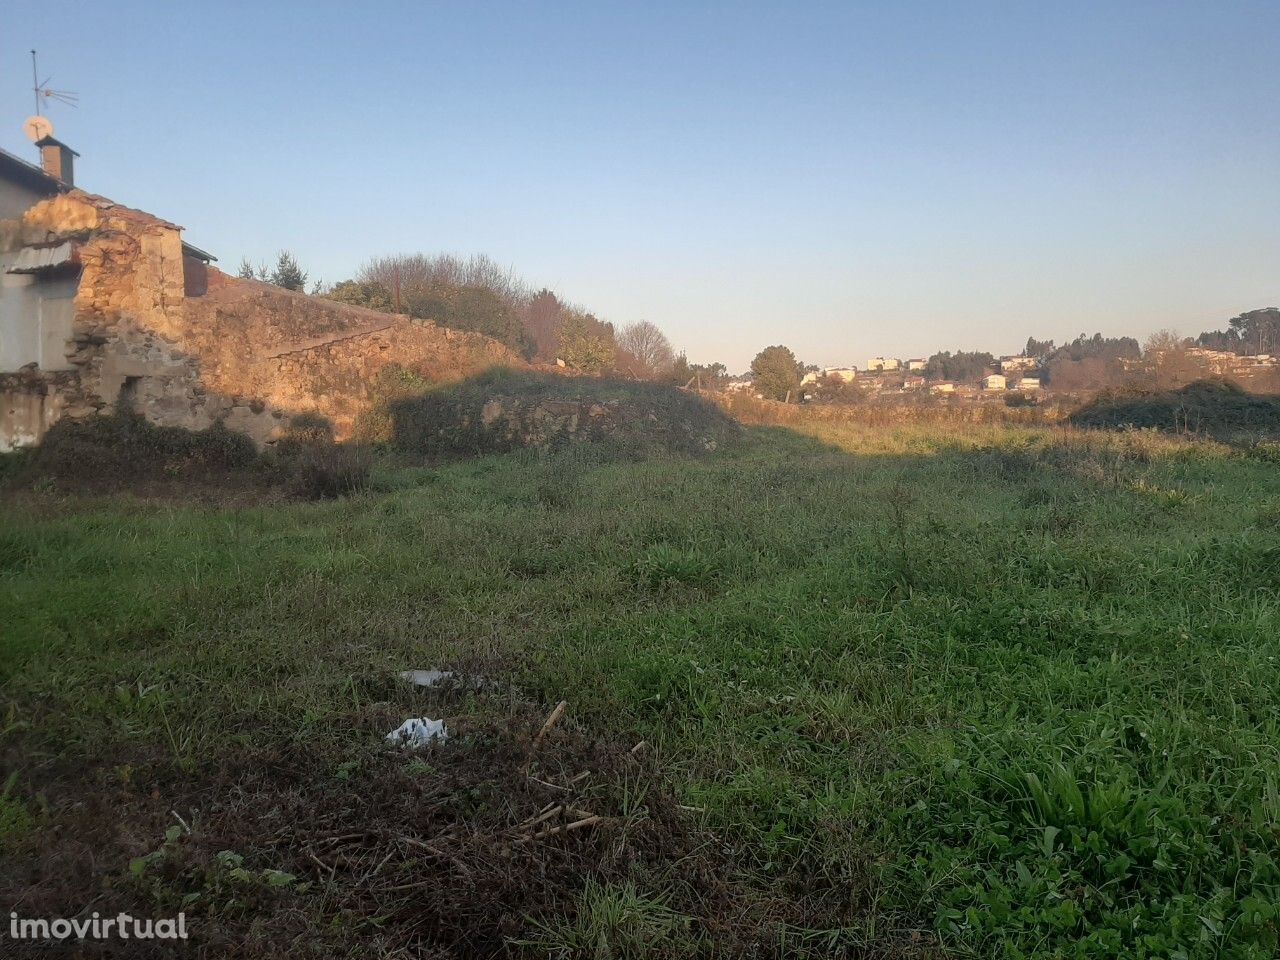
top-left (4, 1), bottom-right (1277, 371)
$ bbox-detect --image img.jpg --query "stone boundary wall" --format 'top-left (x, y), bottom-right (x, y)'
top-left (2, 190), bottom-right (523, 447)
top-left (183, 273), bottom-right (520, 441)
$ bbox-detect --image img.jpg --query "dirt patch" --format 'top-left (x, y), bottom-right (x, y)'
top-left (0, 698), bottom-right (811, 958)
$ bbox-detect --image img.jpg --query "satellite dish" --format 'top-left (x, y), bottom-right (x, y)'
top-left (23, 115), bottom-right (53, 142)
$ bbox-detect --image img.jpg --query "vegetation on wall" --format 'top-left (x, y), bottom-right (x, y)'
top-left (385, 369), bottom-right (740, 461)
top-left (556, 309), bottom-right (617, 373)
top-left (2, 411), bottom-right (367, 500)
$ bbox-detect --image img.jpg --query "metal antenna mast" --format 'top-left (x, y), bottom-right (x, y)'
top-left (29, 50), bottom-right (78, 115)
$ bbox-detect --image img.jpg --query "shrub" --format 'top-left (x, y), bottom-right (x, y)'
top-left (270, 415), bottom-right (371, 500)
top-left (388, 369), bottom-right (740, 461)
top-left (353, 364), bottom-right (436, 444)
top-left (1070, 378), bottom-right (1280, 439)
top-left (25, 412), bottom-right (258, 485)
top-left (280, 443), bottom-right (371, 500)
top-left (11, 411), bottom-right (369, 499)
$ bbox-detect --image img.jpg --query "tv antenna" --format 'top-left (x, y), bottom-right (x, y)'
top-left (30, 50), bottom-right (78, 115)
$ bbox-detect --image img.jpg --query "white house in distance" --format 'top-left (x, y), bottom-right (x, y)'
top-left (1017, 377), bottom-right (1041, 391)
top-left (905, 358), bottom-right (926, 371)
top-left (802, 366), bottom-right (857, 386)
top-left (866, 357), bottom-right (901, 371)
top-left (1000, 356), bottom-right (1038, 373)
top-left (981, 373), bottom-right (1007, 391)
top-left (930, 382), bottom-right (956, 394)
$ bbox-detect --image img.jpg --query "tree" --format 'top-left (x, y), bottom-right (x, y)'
top-left (751, 345), bottom-right (802, 401)
top-left (616, 321), bottom-right (675, 378)
top-left (237, 257), bottom-right (270, 281)
top-left (324, 280), bottom-right (394, 312)
top-left (1025, 337), bottom-right (1055, 358)
top-left (359, 253), bottom-right (529, 314)
top-left (557, 309), bottom-right (616, 373)
top-left (520, 288), bottom-right (564, 361)
top-left (1053, 333), bottom-right (1140, 363)
top-left (1040, 333), bottom-right (1140, 388)
top-left (667, 353), bottom-right (729, 390)
top-left (925, 350), bottom-right (996, 382)
top-left (1045, 356), bottom-right (1115, 392)
top-left (1143, 329), bottom-right (1187, 357)
top-left (1144, 329), bottom-right (1198, 388)
top-left (669, 352), bottom-right (692, 386)
top-left (1196, 307), bottom-right (1280, 356)
top-left (270, 251), bottom-right (308, 291)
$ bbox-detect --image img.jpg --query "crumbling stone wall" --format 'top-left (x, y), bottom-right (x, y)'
top-left (1, 190), bottom-right (521, 448)
top-left (0, 369), bottom-right (83, 450)
top-left (182, 271), bottom-right (517, 440)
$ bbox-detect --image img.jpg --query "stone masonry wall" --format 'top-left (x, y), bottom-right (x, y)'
top-left (2, 190), bottom-right (522, 447)
top-left (182, 271), bottom-right (518, 440)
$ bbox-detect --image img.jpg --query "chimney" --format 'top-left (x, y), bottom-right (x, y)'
top-left (35, 136), bottom-right (78, 186)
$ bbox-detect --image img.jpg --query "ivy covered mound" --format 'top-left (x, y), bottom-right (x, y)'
top-left (384, 368), bottom-right (742, 460)
top-left (1070, 378), bottom-right (1280, 439)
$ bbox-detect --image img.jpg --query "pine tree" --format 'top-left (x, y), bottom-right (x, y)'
top-left (269, 251), bottom-right (308, 291)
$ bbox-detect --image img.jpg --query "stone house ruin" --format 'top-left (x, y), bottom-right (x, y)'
top-left (0, 140), bottom-right (518, 451)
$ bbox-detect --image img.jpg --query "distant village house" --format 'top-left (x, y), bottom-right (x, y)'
top-left (866, 357), bottom-right (900, 371)
top-left (1000, 355), bottom-right (1038, 373)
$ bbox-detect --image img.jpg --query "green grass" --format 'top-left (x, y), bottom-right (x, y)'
top-left (2, 422), bottom-right (1278, 957)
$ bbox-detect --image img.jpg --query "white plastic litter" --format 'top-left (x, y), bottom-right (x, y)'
top-left (386, 717), bottom-right (448, 748)
top-left (399, 669), bottom-right (455, 688)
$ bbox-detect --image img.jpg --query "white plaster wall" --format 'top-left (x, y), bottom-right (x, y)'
top-left (0, 264), bottom-right (78, 373)
top-left (0, 386), bottom-right (64, 452)
top-left (0, 178), bottom-right (46, 221)
top-left (37, 277), bottom-right (77, 371)
top-left (0, 267), bottom-right (39, 370)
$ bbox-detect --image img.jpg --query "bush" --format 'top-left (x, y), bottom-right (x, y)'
top-left (1070, 378), bottom-right (1280, 438)
top-left (388, 369), bottom-right (741, 461)
top-left (280, 444), bottom-right (370, 500)
top-left (270, 415), bottom-right (371, 500)
top-left (10, 411), bottom-right (369, 500)
top-left (26, 412), bottom-right (258, 485)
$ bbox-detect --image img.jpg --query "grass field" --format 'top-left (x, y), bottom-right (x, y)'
top-left (2, 421), bottom-right (1279, 957)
